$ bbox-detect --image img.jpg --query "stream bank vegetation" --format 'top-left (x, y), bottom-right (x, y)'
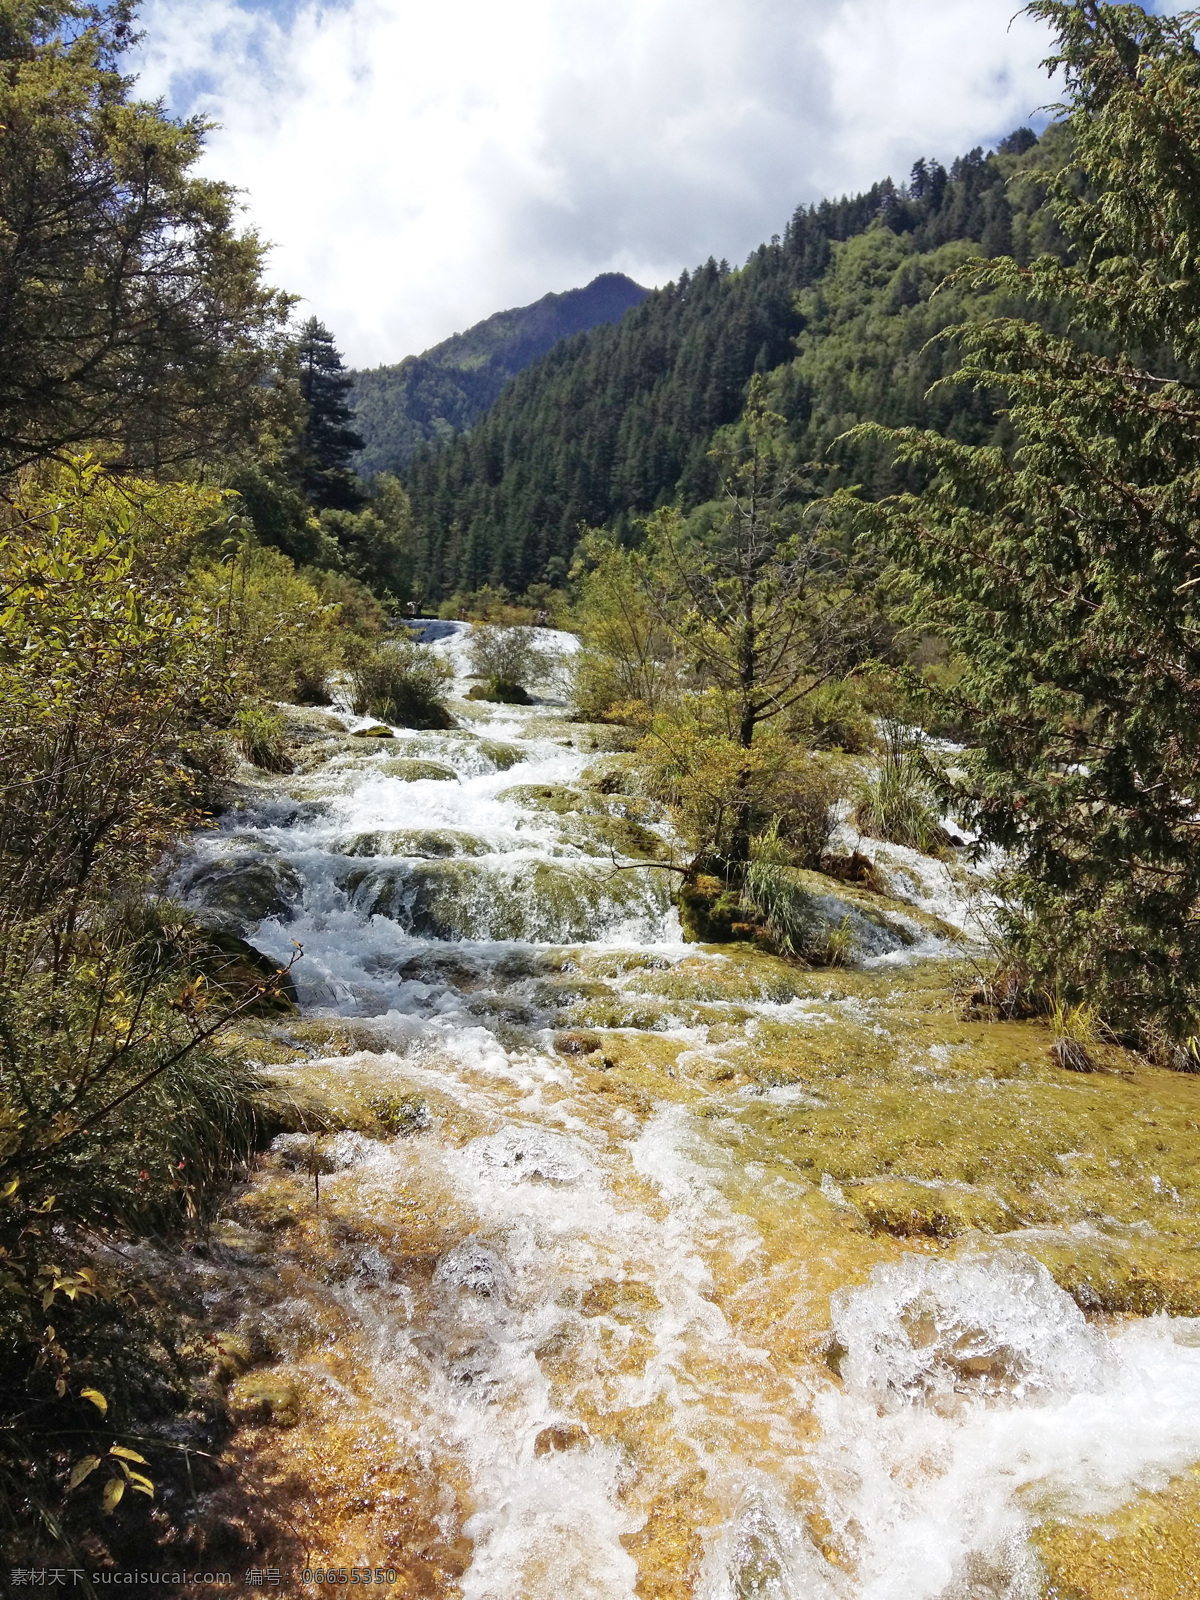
top-left (573, 2), bottom-right (1200, 1069)
top-left (841, 0), bottom-right (1200, 1061)
top-left (350, 640), bottom-right (454, 728)
top-left (0, 458), bottom-right (322, 1572)
top-left (0, 1), bottom-right (405, 1572)
top-left (569, 386), bottom-right (937, 962)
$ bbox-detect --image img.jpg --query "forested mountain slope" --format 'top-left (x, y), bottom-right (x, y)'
top-left (403, 128), bottom-right (1073, 598)
top-left (349, 273), bottom-right (648, 476)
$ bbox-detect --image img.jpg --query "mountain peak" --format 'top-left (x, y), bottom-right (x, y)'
top-left (349, 273), bottom-right (649, 474)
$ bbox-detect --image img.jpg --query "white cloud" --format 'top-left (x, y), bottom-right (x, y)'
top-left (133, 0), bottom-right (1062, 366)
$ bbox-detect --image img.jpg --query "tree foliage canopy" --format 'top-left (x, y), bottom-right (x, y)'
top-left (0, 0), bottom-right (292, 473)
top-left (849, 1), bottom-right (1200, 1043)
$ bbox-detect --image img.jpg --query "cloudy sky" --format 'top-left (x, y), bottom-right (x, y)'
top-left (131, 0), bottom-right (1106, 368)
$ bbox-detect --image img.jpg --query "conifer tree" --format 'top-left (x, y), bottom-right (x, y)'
top-left (0, 0), bottom-right (292, 473)
top-left (296, 316), bottom-right (364, 509)
top-left (849, 1), bottom-right (1200, 1046)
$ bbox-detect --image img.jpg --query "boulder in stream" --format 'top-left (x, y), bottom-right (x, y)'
top-left (379, 757), bottom-right (459, 782)
top-left (178, 852), bottom-right (303, 934)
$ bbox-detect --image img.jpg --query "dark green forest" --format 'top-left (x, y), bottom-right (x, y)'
top-left (400, 127), bottom-right (1075, 599)
top-left (348, 272), bottom-right (648, 476)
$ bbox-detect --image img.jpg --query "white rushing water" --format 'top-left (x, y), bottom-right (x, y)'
top-left (175, 625), bottom-right (1200, 1598)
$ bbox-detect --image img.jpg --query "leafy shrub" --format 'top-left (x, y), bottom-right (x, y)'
top-left (0, 907), bottom-right (279, 1567)
top-left (570, 535), bottom-right (681, 722)
top-left (302, 567), bottom-right (386, 638)
top-left (467, 624), bottom-right (547, 699)
top-left (638, 697), bottom-right (841, 870)
top-left (351, 641), bottom-right (452, 728)
top-left (791, 680), bottom-right (877, 753)
top-left (0, 459), bottom-right (235, 931)
top-left (188, 543), bottom-right (344, 705)
top-left (234, 706), bottom-right (292, 772)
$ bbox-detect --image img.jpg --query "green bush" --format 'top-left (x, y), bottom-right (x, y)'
top-left (467, 624), bottom-right (547, 697)
top-left (0, 907), bottom-right (279, 1566)
top-left (351, 641), bottom-right (453, 729)
top-left (188, 543), bottom-right (344, 705)
top-left (791, 680), bottom-right (877, 753)
top-left (234, 706), bottom-right (292, 772)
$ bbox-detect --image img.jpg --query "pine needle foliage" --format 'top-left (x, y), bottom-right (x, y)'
top-left (844, 2), bottom-right (1200, 1041)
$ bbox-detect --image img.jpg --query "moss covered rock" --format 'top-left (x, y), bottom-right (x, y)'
top-left (337, 828), bottom-right (491, 859)
top-left (180, 853), bottom-right (303, 934)
top-left (477, 739), bottom-right (525, 771)
top-left (498, 783), bottom-right (587, 815)
top-left (379, 758), bottom-right (459, 782)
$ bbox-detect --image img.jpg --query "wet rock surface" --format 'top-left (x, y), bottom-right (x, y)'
top-left (178, 852), bottom-right (303, 934)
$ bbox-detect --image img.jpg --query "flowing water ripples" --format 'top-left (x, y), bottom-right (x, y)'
top-left (167, 626), bottom-right (1200, 1598)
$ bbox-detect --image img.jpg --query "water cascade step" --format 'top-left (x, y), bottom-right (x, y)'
top-left (168, 625), bottom-right (1200, 1599)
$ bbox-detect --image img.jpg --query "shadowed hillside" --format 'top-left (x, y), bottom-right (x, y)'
top-left (349, 273), bottom-right (649, 475)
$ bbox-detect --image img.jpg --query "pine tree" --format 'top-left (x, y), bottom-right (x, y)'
top-left (848, 1), bottom-right (1200, 1047)
top-left (296, 317), bottom-right (364, 509)
top-left (0, 1), bottom-right (292, 474)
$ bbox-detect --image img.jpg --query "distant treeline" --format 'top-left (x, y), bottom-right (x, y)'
top-left (401, 128), bottom-right (1073, 599)
top-left (348, 273), bottom-right (650, 476)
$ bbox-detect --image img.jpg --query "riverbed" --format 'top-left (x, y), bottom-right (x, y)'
top-left (172, 626), bottom-right (1200, 1600)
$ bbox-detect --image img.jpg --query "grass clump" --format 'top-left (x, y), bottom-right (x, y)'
top-left (855, 725), bottom-right (952, 856)
top-left (1049, 993), bottom-right (1101, 1072)
top-left (351, 641), bottom-right (453, 729)
top-left (234, 705), bottom-right (292, 772)
top-left (742, 829), bottom-right (855, 966)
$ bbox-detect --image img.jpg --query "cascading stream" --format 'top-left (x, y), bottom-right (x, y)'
top-left (171, 626), bottom-right (1200, 1599)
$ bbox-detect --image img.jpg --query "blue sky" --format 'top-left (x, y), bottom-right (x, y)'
top-left (128, 0), bottom-right (1178, 368)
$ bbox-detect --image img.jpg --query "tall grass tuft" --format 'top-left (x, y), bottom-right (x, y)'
top-left (743, 828), bottom-right (853, 966)
top-left (855, 725), bottom-right (951, 856)
top-left (234, 705), bottom-right (292, 772)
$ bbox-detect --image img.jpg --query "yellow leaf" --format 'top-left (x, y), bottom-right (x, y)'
top-left (81, 1387), bottom-right (108, 1415)
top-left (102, 1477), bottom-right (125, 1512)
top-left (126, 1472), bottom-right (155, 1497)
top-left (68, 1455), bottom-right (102, 1490)
top-left (109, 1446), bottom-right (147, 1464)
top-left (0, 1178), bottom-right (18, 1198)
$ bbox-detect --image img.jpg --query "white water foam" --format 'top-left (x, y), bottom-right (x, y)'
top-left (173, 627), bottom-right (1200, 1597)
top-left (742, 1253), bottom-right (1200, 1600)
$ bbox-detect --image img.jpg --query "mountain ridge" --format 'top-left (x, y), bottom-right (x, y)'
top-left (348, 272), bottom-right (649, 475)
top-left (400, 128), bottom-right (1069, 600)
